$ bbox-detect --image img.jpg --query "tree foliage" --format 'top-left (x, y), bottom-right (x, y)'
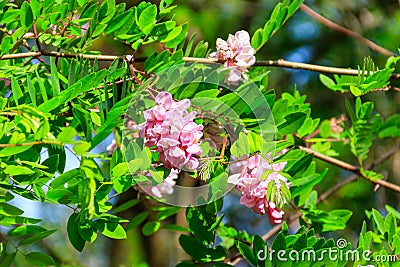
top-left (0, 0), bottom-right (400, 266)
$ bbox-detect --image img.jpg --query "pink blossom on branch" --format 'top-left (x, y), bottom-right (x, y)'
top-left (228, 152), bottom-right (290, 224)
top-left (210, 30), bottom-right (256, 85)
top-left (149, 169), bottom-right (180, 198)
top-left (136, 91), bottom-right (203, 171)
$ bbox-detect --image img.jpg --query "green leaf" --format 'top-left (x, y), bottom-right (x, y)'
top-left (20, 2), bottom-right (34, 29)
top-left (230, 132), bottom-right (250, 157)
top-left (179, 234), bottom-right (207, 262)
top-left (386, 205), bottom-right (400, 220)
top-left (50, 168), bottom-right (80, 188)
top-left (271, 233), bottom-right (287, 265)
top-left (92, 23), bottom-right (108, 37)
top-left (162, 224), bottom-right (190, 232)
top-left (112, 175), bottom-right (132, 194)
top-left (18, 229), bottom-right (57, 246)
top-left (0, 203), bottom-right (23, 216)
top-left (0, 252), bottom-right (16, 267)
top-left (278, 112), bottom-right (307, 135)
top-left (25, 252), bottom-right (55, 266)
top-left (50, 57), bottom-right (60, 96)
top-left (11, 77), bottom-right (23, 105)
top-left (275, 7), bottom-right (288, 30)
top-left (105, 9), bottom-right (133, 34)
top-left (0, 215), bottom-right (41, 226)
top-left (193, 40), bottom-right (208, 58)
top-left (372, 209), bottom-right (385, 235)
top-left (4, 165), bottom-right (35, 176)
top-left (384, 213), bottom-right (396, 243)
top-left (271, 232), bottom-right (286, 251)
top-left (77, 0), bottom-right (87, 6)
top-left (319, 74), bottom-right (335, 88)
top-left (111, 199), bottom-right (141, 214)
top-left (186, 207), bottom-right (214, 245)
top-left (293, 233), bottom-right (307, 251)
top-left (73, 142), bottom-right (91, 155)
top-left (78, 221), bottom-right (97, 243)
top-left (253, 235), bottom-right (267, 265)
top-left (93, 219), bottom-right (127, 239)
top-left (165, 23), bottom-right (188, 48)
top-left (35, 70), bottom-right (48, 101)
top-left (126, 211), bottom-right (149, 231)
top-left (286, 153), bottom-right (313, 177)
top-left (41, 154), bottom-right (59, 174)
top-left (350, 85), bottom-right (362, 96)
top-left (30, 0), bottom-right (41, 17)
top-left (155, 206), bottom-right (181, 221)
top-left (184, 32), bottom-right (196, 57)
top-left (319, 120), bottom-right (332, 138)
top-left (7, 225), bottom-right (47, 237)
top-left (1, 9), bottom-right (20, 24)
top-left (255, 0), bottom-right (304, 52)
top-left (112, 162), bottom-right (129, 177)
top-left (67, 213), bottom-right (86, 252)
top-left (142, 221), bottom-right (161, 236)
top-left (26, 75), bottom-right (36, 106)
top-left (251, 28), bottom-right (263, 49)
top-left (1, 36), bottom-right (13, 54)
top-left (379, 114), bottom-right (400, 138)
top-left (72, 105), bottom-right (93, 141)
top-left (236, 241), bottom-right (257, 266)
top-left (57, 127), bottom-right (77, 143)
top-left (138, 5), bottom-right (157, 31)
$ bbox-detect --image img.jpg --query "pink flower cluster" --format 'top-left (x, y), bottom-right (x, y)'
top-left (210, 30), bottom-right (256, 85)
top-left (137, 91), bottom-right (203, 171)
top-left (228, 153), bottom-right (290, 224)
top-left (150, 169), bottom-right (179, 198)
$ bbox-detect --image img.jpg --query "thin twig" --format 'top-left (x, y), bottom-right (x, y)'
top-left (254, 59), bottom-right (400, 79)
top-left (32, 24), bottom-right (41, 52)
top-left (299, 146), bottom-right (400, 193)
top-left (55, 11), bottom-right (75, 66)
top-left (229, 142), bottom-right (400, 266)
top-left (0, 140), bottom-right (63, 148)
top-left (128, 63), bottom-right (143, 85)
top-left (299, 146), bottom-right (359, 172)
top-left (300, 4), bottom-right (395, 57)
top-left (1, 51), bottom-right (400, 79)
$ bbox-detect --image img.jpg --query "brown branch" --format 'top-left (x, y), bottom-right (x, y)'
top-left (1, 51), bottom-right (400, 80)
top-left (0, 140), bottom-right (63, 148)
top-left (32, 24), bottom-right (41, 52)
top-left (298, 146), bottom-right (400, 193)
top-left (229, 142), bottom-right (400, 266)
top-left (254, 59), bottom-right (400, 80)
top-left (299, 146), bottom-right (360, 172)
top-left (300, 4), bottom-right (395, 57)
top-left (128, 60), bottom-right (143, 86)
top-left (0, 51), bottom-right (124, 61)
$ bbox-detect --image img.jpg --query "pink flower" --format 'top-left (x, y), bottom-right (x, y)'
top-left (149, 169), bottom-right (180, 198)
top-left (268, 202), bottom-right (285, 224)
top-left (228, 150), bottom-right (290, 224)
top-left (106, 139), bottom-right (117, 156)
top-left (136, 92), bottom-right (203, 172)
top-left (210, 30), bottom-right (256, 85)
